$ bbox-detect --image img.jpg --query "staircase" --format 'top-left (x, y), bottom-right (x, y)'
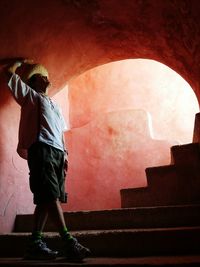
top-left (120, 143), bottom-right (200, 208)
top-left (1, 114), bottom-right (200, 266)
top-left (0, 204), bottom-right (200, 266)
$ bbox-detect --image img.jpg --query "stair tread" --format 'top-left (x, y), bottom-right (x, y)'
top-left (171, 143), bottom-right (200, 149)
top-left (7, 225), bottom-right (200, 236)
top-left (1, 226), bottom-right (200, 258)
top-left (15, 203), bottom-right (200, 215)
top-left (0, 255), bottom-right (200, 266)
top-left (170, 142), bottom-right (200, 165)
top-left (145, 164), bottom-right (175, 171)
top-left (14, 205), bottom-right (200, 232)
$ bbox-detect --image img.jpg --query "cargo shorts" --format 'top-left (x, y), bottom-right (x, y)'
top-left (27, 142), bottom-right (67, 205)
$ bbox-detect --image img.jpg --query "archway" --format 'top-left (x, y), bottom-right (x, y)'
top-left (63, 59), bottom-right (199, 211)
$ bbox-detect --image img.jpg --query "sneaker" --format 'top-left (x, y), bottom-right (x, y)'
top-left (24, 239), bottom-right (58, 260)
top-left (62, 237), bottom-right (91, 261)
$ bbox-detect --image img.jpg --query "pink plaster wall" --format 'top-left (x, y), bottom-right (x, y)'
top-left (0, 77), bottom-right (34, 233)
top-left (69, 59), bottom-right (199, 143)
top-left (64, 59), bottom-right (199, 211)
top-left (0, 59), bottom-right (198, 231)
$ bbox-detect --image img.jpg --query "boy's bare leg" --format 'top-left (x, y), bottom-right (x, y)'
top-left (33, 204), bottom-right (49, 233)
top-left (33, 199), bottom-right (70, 238)
top-left (33, 200), bottom-right (68, 237)
top-left (48, 200), bottom-right (67, 231)
top-left (24, 203), bottom-right (58, 260)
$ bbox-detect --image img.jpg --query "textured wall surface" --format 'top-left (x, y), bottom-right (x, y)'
top-left (69, 59), bottom-right (198, 143)
top-left (65, 59), bottom-right (198, 211)
top-left (65, 109), bottom-right (173, 210)
top-left (0, 82), bottom-right (33, 232)
top-left (0, 0), bottom-right (200, 97)
top-left (0, 0), bottom-right (200, 231)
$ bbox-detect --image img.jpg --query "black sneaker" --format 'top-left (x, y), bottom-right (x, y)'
top-left (24, 239), bottom-right (58, 260)
top-left (62, 237), bottom-right (91, 261)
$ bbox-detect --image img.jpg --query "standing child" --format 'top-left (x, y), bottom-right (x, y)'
top-left (6, 60), bottom-right (91, 261)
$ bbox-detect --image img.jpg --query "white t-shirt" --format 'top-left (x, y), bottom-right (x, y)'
top-left (8, 74), bottom-right (67, 159)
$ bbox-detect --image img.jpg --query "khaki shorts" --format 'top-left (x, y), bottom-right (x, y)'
top-left (27, 142), bottom-right (67, 204)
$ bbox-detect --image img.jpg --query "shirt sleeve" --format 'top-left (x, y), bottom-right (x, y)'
top-left (8, 73), bottom-right (38, 106)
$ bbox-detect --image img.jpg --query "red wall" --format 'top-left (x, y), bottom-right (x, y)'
top-left (63, 59), bottom-right (199, 211)
top-left (0, 59), bottom-right (198, 232)
top-left (0, 78), bottom-right (34, 233)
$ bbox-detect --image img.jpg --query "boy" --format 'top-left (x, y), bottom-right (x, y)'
top-left (6, 60), bottom-right (90, 261)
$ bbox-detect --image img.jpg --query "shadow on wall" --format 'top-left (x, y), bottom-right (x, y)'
top-left (65, 109), bottom-right (176, 211)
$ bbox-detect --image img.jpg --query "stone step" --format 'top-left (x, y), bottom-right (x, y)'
top-left (120, 187), bottom-right (150, 208)
top-left (1, 227), bottom-right (200, 257)
top-left (121, 165), bottom-right (200, 208)
top-left (1, 255), bottom-right (200, 266)
top-left (121, 164), bottom-right (188, 208)
top-left (170, 143), bottom-right (200, 165)
top-left (121, 142), bottom-right (200, 208)
top-left (14, 205), bottom-right (200, 232)
top-left (145, 165), bottom-right (200, 206)
top-left (146, 165), bottom-right (200, 190)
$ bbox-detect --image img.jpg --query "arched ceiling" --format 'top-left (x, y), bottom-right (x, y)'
top-left (0, 0), bottom-right (200, 101)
